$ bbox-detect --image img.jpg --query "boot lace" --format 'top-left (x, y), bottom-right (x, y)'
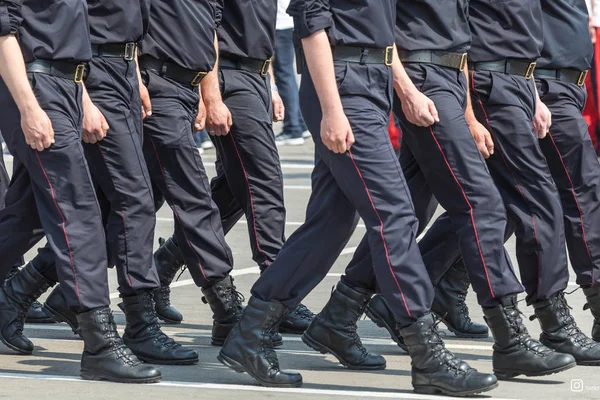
top-left (531, 291), bottom-right (595, 349)
top-left (261, 315), bottom-right (282, 369)
top-left (222, 281), bottom-right (245, 316)
top-left (507, 304), bottom-right (552, 357)
top-left (156, 286), bottom-right (172, 308)
top-left (100, 312), bottom-right (141, 367)
top-left (142, 295), bottom-right (179, 349)
top-left (345, 297), bottom-right (371, 356)
top-left (293, 303), bottom-right (315, 320)
top-left (427, 318), bottom-right (468, 376)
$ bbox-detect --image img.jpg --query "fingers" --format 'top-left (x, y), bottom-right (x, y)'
top-left (194, 115), bottom-right (205, 131)
top-left (227, 111), bottom-right (233, 130)
top-left (476, 139), bottom-right (490, 159)
top-left (484, 133), bottom-right (494, 156)
top-left (428, 101), bottom-right (440, 123)
top-left (141, 96), bottom-right (152, 118)
top-left (345, 129), bottom-right (355, 150)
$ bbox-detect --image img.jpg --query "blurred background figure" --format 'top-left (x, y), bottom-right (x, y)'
top-left (586, 0), bottom-right (599, 152)
top-left (274, 0), bottom-right (308, 146)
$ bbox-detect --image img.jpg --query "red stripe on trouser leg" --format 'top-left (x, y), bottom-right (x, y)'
top-left (347, 149), bottom-right (412, 317)
top-left (148, 135), bottom-right (208, 280)
top-left (35, 151), bottom-right (82, 306)
top-left (471, 71), bottom-right (543, 297)
top-left (427, 127), bottom-right (496, 298)
top-left (228, 133), bottom-right (270, 266)
top-left (547, 132), bottom-right (595, 286)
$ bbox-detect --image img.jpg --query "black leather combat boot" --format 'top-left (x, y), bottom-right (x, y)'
top-left (120, 291), bottom-right (198, 365)
top-left (5, 265), bottom-right (55, 324)
top-left (279, 303), bottom-right (314, 334)
top-left (365, 294), bottom-right (407, 352)
top-left (531, 291), bottom-right (600, 365)
top-left (153, 237), bottom-right (185, 324)
top-left (432, 262), bottom-right (489, 338)
top-left (201, 275), bottom-right (245, 346)
top-left (78, 307), bottom-right (161, 383)
top-left (0, 263), bottom-right (53, 354)
top-left (302, 281), bottom-right (386, 370)
top-left (583, 286), bottom-right (600, 342)
top-left (218, 296), bottom-right (302, 387)
top-left (43, 284), bottom-right (80, 334)
top-left (25, 301), bottom-right (55, 324)
top-left (400, 313), bottom-right (498, 396)
top-left (483, 295), bottom-right (576, 379)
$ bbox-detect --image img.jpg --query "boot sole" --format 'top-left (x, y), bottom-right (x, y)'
top-left (217, 352), bottom-right (303, 388)
top-left (365, 308), bottom-right (408, 352)
top-left (301, 332), bottom-right (386, 371)
top-left (279, 326), bottom-right (306, 335)
top-left (81, 369), bottom-right (161, 384)
top-left (494, 361), bottom-right (577, 380)
top-left (156, 314), bottom-right (182, 325)
top-left (42, 304), bottom-right (79, 335)
top-left (25, 317), bottom-right (57, 324)
top-left (212, 337), bottom-right (283, 348)
top-left (433, 313), bottom-right (489, 339)
top-left (0, 334), bottom-right (33, 355)
top-left (414, 382), bottom-right (498, 397)
top-left (137, 355), bottom-right (199, 365)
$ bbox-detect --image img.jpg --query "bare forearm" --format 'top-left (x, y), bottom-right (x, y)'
top-left (0, 35), bottom-right (39, 113)
top-left (302, 30), bottom-right (342, 114)
top-left (463, 62), bottom-right (478, 125)
top-left (201, 32), bottom-right (223, 105)
top-left (391, 44), bottom-right (419, 100)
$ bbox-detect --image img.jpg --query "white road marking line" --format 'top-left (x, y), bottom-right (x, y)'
top-left (0, 373), bottom-right (522, 400)
top-left (155, 218), bottom-right (367, 230)
top-left (156, 381), bottom-right (515, 400)
top-left (24, 328), bottom-right (493, 352)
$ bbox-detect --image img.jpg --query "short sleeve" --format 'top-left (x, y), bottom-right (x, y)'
top-left (0, 1), bottom-right (22, 37)
top-left (212, 0), bottom-right (224, 29)
top-left (287, 0), bottom-right (332, 39)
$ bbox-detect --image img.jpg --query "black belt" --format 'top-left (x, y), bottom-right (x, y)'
top-left (91, 43), bottom-right (136, 60)
top-left (26, 60), bottom-right (86, 83)
top-left (138, 56), bottom-right (207, 87)
top-left (332, 46), bottom-right (393, 66)
top-left (219, 56), bottom-right (272, 77)
top-left (535, 68), bottom-right (588, 87)
top-left (397, 50), bottom-right (467, 71)
top-left (469, 59), bottom-right (537, 80)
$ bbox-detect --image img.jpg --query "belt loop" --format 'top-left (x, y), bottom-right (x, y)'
top-left (359, 48), bottom-right (370, 65)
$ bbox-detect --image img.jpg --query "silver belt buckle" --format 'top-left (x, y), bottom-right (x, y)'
top-left (124, 43), bottom-right (136, 61)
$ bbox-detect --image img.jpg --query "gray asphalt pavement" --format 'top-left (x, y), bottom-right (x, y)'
top-left (1, 141), bottom-right (599, 400)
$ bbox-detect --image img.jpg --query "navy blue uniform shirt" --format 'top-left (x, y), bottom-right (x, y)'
top-left (140, 0), bottom-right (220, 71)
top-left (218, 0), bottom-right (277, 60)
top-left (538, 0), bottom-right (592, 70)
top-left (88, 0), bottom-right (150, 45)
top-left (287, 0), bottom-right (396, 48)
top-left (468, 0), bottom-right (543, 62)
top-left (0, 0), bottom-right (91, 63)
top-left (395, 0), bottom-right (471, 52)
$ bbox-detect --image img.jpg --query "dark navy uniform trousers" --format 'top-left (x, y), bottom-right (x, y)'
top-left (209, 68), bottom-right (286, 271)
top-left (141, 70), bottom-right (233, 287)
top-left (419, 70), bottom-right (570, 304)
top-left (0, 74), bottom-right (109, 311)
top-left (343, 64), bottom-right (524, 308)
top-left (537, 78), bottom-right (600, 288)
top-left (0, 58), bottom-right (161, 298)
top-left (252, 62), bottom-right (433, 327)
